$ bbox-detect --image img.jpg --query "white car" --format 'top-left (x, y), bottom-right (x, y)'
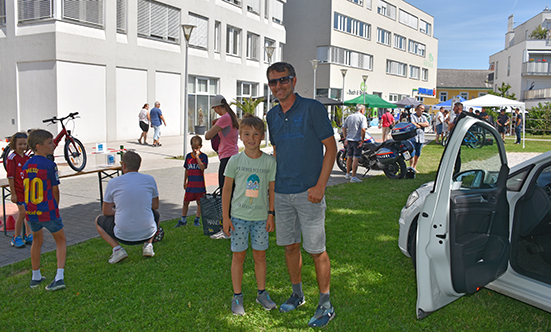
top-left (398, 112), bottom-right (551, 318)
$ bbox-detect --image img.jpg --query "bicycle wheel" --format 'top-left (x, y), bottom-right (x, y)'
top-left (472, 132), bottom-right (485, 149)
top-left (64, 137), bottom-right (87, 172)
top-left (336, 150), bottom-right (348, 173)
top-left (2, 145), bottom-right (11, 171)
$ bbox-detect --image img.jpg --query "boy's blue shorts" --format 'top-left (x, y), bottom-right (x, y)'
top-left (230, 217), bottom-right (269, 252)
top-left (28, 218), bottom-right (64, 234)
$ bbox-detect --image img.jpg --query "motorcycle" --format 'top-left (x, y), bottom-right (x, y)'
top-left (336, 122), bottom-right (417, 179)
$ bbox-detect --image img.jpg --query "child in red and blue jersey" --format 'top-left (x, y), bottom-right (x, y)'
top-left (6, 132), bottom-right (32, 248)
top-left (23, 129), bottom-right (67, 291)
top-left (175, 135), bottom-right (208, 227)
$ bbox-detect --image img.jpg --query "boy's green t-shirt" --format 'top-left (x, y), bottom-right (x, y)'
top-left (224, 151), bottom-right (277, 221)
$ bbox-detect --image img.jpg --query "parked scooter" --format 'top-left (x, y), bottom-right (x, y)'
top-left (336, 122), bottom-right (416, 179)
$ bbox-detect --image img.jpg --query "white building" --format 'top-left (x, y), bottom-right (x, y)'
top-left (489, 8), bottom-right (551, 109)
top-left (283, 0), bottom-right (438, 108)
top-left (0, 0), bottom-right (286, 143)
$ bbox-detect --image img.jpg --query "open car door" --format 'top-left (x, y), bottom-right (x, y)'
top-left (415, 114), bottom-right (510, 319)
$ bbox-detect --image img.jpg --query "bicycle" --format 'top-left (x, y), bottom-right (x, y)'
top-left (442, 129), bottom-right (485, 149)
top-left (42, 112), bottom-right (87, 172)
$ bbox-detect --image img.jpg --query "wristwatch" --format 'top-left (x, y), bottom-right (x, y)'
top-left (268, 210), bottom-right (275, 216)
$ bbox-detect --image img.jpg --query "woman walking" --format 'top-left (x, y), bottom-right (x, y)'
top-left (138, 103), bottom-right (150, 145)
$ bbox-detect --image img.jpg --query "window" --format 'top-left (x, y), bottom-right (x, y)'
top-left (334, 12), bottom-right (371, 39)
top-left (214, 21), bottom-right (221, 53)
top-left (386, 60), bottom-right (407, 77)
top-left (236, 81), bottom-right (259, 118)
top-left (272, 0), bottom-right (283, 24)
top-left (460, 92), bottom-right (469, 99)
top-left (0, 0), bottom-right (6, 26)
top-left (394, 34), bottom-right (406, 50)
top-left (495, 61), bottom-right (499, 80)
top-left (223, 0), bottom-right (241, 7)
top-left (348, 0), bottom-right (363, 5)
top-left (410, 65), bottom-right (420, 80)
top-left (507, 56), bottom-right (511, 76)
top-left (317, 46), bottom-right (373, 70)
top-left (247, 32), bottom-right (260, 60)
top-left (63, 0), bottom-right (103, 27)
top-left (388, 93), bottom-right (399, 102)
top-left (188, 76), bottom-right (219, 132)
top-left (377, 28), bottom-right (391, 46)
top-left (138, 0), bottom-right (180, 43)
top-left (264, 0), bottom-right (269, 19)
top-left (18, 0), bottom-right (53, 23)
top-left (226, 26), bottom-right (241, 56)
top-left (264, 38), bottom-right (275, 62)
top-left (439, 91), bottom-right (448, 102)
top-left (420, 19), bottom-right (431, 35)
top-left (408, 40), bottom-right (425, 57)
top-left (422, 68), bottom-right (428, 81)
top-left (278, 42), bottom-right (284, 61)
top-left (398, 9), bottom-right (417, 29)
top-left (188, 13), bottom-right (208, 49)
top-left (377, 0), bottom-right (395, 20)
top-left (117, 0), bottom-right (126, 33)
top-left (247, 0), bottom-right (260, 14)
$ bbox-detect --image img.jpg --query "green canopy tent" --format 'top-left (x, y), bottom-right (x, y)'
top-left (344, 94), bottom-right (397, 108)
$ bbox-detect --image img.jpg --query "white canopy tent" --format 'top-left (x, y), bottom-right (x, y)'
top-left (463, 94), bottom-right (526, 148)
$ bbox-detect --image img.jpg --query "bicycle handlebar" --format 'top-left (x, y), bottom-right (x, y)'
top-left (42, 112), bottom-right (80, 124)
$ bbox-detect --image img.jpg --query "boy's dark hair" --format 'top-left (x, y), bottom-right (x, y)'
top-left (190, 135), bottom-right (202, 146)
top-left (122, 150), bottom-right (141, 171)
top-left (9, 132), bottom-right (28, 150)
top-left (27, 129), bottom-right (53, 152)
top-left (266, 62), bottom-right (296, 79)
top-left (240, 113), bottom-right (265, 132)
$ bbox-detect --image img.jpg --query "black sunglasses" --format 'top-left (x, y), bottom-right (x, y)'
top-left (268, 75), bottom-right (294, 87)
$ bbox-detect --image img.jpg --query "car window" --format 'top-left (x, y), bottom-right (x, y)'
top-left (507, 166), bottom-right (533, 192)
top-left (452, 123), bottom-right (502, 190)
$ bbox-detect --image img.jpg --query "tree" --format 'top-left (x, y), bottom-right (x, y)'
top-left (489, 82), bottom-right (516, 100)
top-left (529, 25), bottom-right (549, 40)
top-left (526, 102), bottom-right (551, 135)
top-left (230, 97), bottom-right (264, 115)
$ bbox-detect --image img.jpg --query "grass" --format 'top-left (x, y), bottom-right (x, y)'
top-left (1, 140), bottom-right (551, 331)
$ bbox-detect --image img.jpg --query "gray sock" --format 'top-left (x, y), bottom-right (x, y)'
top-left (319, 291), bottom-right (331, 308)
top-left (292, 282), bottom-right (303, 298)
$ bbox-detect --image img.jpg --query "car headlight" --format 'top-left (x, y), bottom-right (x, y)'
top-left (405, 190), bottom-right (419, 209)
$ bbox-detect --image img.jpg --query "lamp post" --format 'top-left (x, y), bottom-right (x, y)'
top-left (181, 24), bottom-right (195, 159)
top-left (362, 74), bottom-right (368, 105)
top-left (340, 69), bottom-right (347, 126)
top-left (265, 46), bottom-right (276, 147)
top-left (311, 59), bottom-right (319, 99)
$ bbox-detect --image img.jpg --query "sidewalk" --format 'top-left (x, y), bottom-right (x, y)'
top-left (1, 130), bottom-right (384, 267)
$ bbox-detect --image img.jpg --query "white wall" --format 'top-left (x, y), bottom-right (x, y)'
top-left (17, 61), bottom-right (58, 132)
top-left (154, 71), bottom-right (181, 136)
top-left (116, 67), bottom-right (148, 140)
top-left (57, 61), bottom-right (107, 143)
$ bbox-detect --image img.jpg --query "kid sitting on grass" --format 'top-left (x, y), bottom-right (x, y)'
top-left (175, 135), bottom-right (208, 227)
top-left (7, 132), bottom-right (32, 248)
top-left (24, 129), bottom-right (67, 291)
top-left (222, 114), bottom-right (277, 315)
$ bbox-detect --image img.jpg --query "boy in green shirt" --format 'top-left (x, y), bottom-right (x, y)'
top-left (222, 114), bottom-right (277, 315)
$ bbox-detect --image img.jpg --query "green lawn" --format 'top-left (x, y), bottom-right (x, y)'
top-left (1, 141), bottom-right (550, 331)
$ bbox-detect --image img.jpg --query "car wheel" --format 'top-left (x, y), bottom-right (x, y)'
top-left (407, 216), bottom-right (419, 270)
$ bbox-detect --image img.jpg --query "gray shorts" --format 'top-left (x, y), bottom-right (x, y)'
top-left (274, 191), bottom-right (326, 254)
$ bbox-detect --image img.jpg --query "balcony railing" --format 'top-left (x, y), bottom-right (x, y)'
top-left (523, 61), bottom-right (551, 75)
top-left (524, 87), bottom-right (551, 100)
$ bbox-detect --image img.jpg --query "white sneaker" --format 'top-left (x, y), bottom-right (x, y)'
top-left (345, 173), bottom-right (351, 180)
top-left (210, 230), bottom-right (230, 239)
top-left (143, 243), bottom-right (155, 257)
top-left (350, 176), bottom-right (363, 183)
top-left (109, 247), bottom-right (128, 264)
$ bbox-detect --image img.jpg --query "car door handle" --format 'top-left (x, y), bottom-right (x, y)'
top-left (454, 194), bottom-right (488, 204)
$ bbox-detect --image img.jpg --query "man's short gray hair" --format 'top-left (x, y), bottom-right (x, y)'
top-left (355, 104), bottom-right (365, 112)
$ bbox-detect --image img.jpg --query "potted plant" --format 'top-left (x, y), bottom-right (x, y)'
top-left (194, 108), bottom-right (206, 135)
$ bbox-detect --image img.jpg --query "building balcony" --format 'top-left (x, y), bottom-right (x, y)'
top-left (524, 87), bottom-right (551, 100)
top-left (522, 61), bottom-right (551, 76)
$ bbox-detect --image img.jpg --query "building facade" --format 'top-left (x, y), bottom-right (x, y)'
top-left (429, 69), bottom-right (492, 110)
top-left (283, 0), bottom-right (438, 108)
top-left (489, 8), bottom-right (551, 109)
top-left (0, 0), bottom-right (286, 143)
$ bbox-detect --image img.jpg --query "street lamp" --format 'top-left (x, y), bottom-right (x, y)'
top-left (311, 59), bottom-right (319, 99)
top-left (265, 46), bottom-right (276, 147)
top-left (340, 69), bottom-right (347, 125)
top-left (362, 74), bottom-right (368, 105)
top-left (182, 24), bottom-right (195, 159)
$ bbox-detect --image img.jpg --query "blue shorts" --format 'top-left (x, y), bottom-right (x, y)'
top-left (346, 141), bottom-right (362, 158)
top-left (16, 201), bottom-right (25, 206)
top-left (274, 191), bottom-right (326, 254)
top-left (412, 142), bottom-right (423, 157)
top-left (230, 217), bottom-right (269, 252)
top-left (436, 124), bottom-right (443, 135)
top-left (28, 218), bottom-right (64, 234)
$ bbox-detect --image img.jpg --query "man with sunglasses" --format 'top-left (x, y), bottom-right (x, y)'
top-left (266, 62), bottom-right (337, 328)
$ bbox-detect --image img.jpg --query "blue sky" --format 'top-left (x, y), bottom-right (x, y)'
top-left (410, 0), bottom-right (550, 69)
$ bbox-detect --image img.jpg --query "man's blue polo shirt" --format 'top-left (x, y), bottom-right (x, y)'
top-left (267, 93), bottom-right (334, 194)
top-left (150, 107), bottom-right (162, 126)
